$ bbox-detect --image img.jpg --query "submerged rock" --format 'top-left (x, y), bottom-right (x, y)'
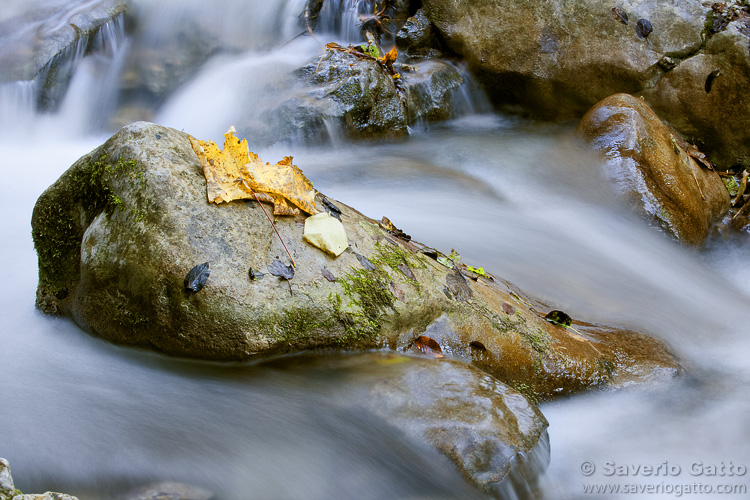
top-left (576, 93), bottom-right (730, 245)
top-left (266, 351), bottom-right (550, 498)
top-left (32, 122), bottom-right (680, 397)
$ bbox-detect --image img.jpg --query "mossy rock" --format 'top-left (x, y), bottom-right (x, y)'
top-left (32, 122), bottom-right (681, 397)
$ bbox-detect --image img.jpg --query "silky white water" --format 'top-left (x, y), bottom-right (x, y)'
top-left (1, 1), bottom-right (749, 499)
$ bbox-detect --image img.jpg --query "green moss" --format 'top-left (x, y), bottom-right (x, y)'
top-left (268, 307), bottom-right (332, 345)
top-left (329, 264), bottom-right (397, 343)
top-left (113, 293), bottom-right (150, 332)
top-left (509, 381), bottom-right (540, 405)
top-left (371, 241), bottom-right (422, 288)
top-left (32, 153), bottom-right (144, 300)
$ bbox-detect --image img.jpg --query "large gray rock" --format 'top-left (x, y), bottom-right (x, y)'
top-left (298, 48), bottom-right (408, 141)
top-left (577, 93), bottom-right (730, 245)
top-left (238, 49), bottom-right (465, 146)
top-left (32, 122), bottom-right (680, 397)
top-left (421, 0), bottom-right (750, 168)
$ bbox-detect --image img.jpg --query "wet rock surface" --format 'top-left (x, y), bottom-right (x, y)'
top-left (577, 93), bottom-right (730, 245)
top-left (265, 351), bottom-right (550, 497)
top-left (421, 0), bottom-right (750, 169)
top-left (32, 121), bottom-right (681, 398)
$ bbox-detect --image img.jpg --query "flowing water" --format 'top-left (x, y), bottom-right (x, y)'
top-left (1, 1), bottom-right (749, 499)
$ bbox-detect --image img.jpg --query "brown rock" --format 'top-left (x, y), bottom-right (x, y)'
top-left (576, 93), bottom-right (730, 245)
top-left (644, 22), bottom-right (750, 169)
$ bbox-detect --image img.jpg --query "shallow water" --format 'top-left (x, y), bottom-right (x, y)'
top-left (1, 1), bottom-right (749, 499)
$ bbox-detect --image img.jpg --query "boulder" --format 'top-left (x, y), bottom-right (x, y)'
top-left (395, 9), bottom-right (445, 58)
top-left (32, 122), bottom-right (681, 397)
top-left (289, 351), bottom-right (550, 497)
top-left (297, 48), bottom-right (408, 141)
top-left (421, 0), bottom-right (750, 168)
top-left (240, 49), bottom-right (465, 145)
top-left (576, 93), bottom-right (730, 245)
top-left (644, 20), bottom-right (750, 168)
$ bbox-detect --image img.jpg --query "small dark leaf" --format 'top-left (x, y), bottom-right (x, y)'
top-left (267, 259), bottom-right (294, 280)
top-left (185, 262), bottom-right (210, 292)
top-left (321, 196), bottom-right (342, 221)
top-left (389, 281), bottom-right (405, 302)
top-left (397, 263), bottom-right (416, 281)
top-left (635, 18), bottom-right (652, 38)
top-left (414, 335), bottom-right (445, 358)
top-left (611, 7), bottom-right (628, 25)
top-left (322, 268), bottom-right (336, 282)
top-left (545, 310), bottom-right (572, 328)
top-left (705, 68), bottom-right (721, 93)
top-left (446, 271), bottom-right (473, 302)
top-left (420, 247), bottom-right (439, 259)
top-left (249, 267), bottom-right (265, 280)
top-left (502, 302), bottom-right (516, 315)
top-left (355, 252), bottom-right (376, 271)
top-left (469, 340), bottom-right (487, 351)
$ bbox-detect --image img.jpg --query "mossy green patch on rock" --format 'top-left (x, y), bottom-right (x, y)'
top-left (330, 264), bottom-right (398, 343)
top-left (32, 153), bottom-right (143, 313)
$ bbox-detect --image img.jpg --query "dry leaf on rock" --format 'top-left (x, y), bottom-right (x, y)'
top-left (189, 129), bottom-right (318, 215)
top-left (303, 212), bottom-right (349, 257)
top-left (413, 336), bottom-right (445, 358)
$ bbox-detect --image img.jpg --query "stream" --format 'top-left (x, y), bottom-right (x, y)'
top-left (1, 1), bottom-right (749, 499)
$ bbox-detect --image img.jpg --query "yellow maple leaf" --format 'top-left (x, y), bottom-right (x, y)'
top-left (380, 46), bottom-right (397, 67)
top-left (189, 128), bottom-right (318, 216)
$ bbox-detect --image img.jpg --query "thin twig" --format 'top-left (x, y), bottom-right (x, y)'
top-left (245, 182), bottom-right (296, 267)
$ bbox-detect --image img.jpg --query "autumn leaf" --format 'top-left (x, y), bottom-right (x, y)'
top-left (189, 128), bottom-right (318, 215)
top-left (379, 46), bottom-right (397, 66)
top-left (413, 335), bottom-right (445, 358)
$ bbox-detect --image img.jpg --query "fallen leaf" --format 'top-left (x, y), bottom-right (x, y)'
top-left (611, 7), bottom-right (629, 25)
top-left (545, 310), bottom-right (572, 328)
top-left (414, 336), bottom-right (445, 358)
top-left (502, 302), bottom-right (516, 315)
top-left (320, 196), bottom-right (342, 220)
top-left (705, 68), bottom-right (721, 93)
top-left (248, 267), bottom-right (265, 280)
top-left (355, 252), bottom-right (376, 271)
top-left (446, 271), bottom-right (472, 301)
top-left (185, 262), bottom-right (210, 292)
top-left (635, 18), bottom-right (652, 38)
top-left (467, 265), bottom-right (487, 277)
top-left (303, 212), bottom-right (349, 257)
top-left (321, 268), bottom-right (336, 282)
top-left (389, 281), bottom-right (405, 302)
top-left (437, 256), bottom-right (454, 269)
top-left (397, 263), bottom-right (416, 281)
top-left (189, 128), bottom-right (317, 215)
top-left (379, 46), bottom-right (397, 67)
top-left (469, 340), bottom-right (487, 351)
top-left (267, 259), bottom-right (294, 280)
